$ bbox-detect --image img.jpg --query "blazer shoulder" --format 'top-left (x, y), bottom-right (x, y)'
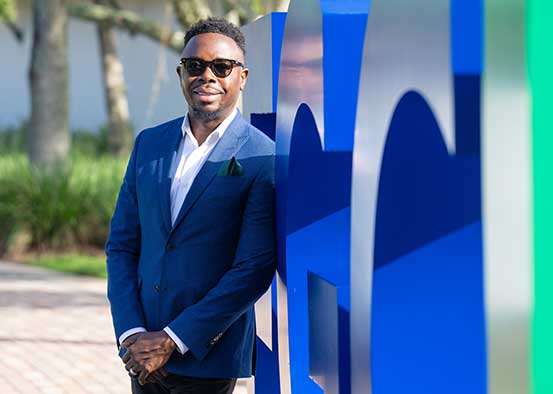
top-left (243, 124), bottom-right (275, 156)
top-left (137, 116), bottom-right (184, 142)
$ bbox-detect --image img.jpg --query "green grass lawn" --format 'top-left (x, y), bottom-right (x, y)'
top-left (27, 253), bottom-right (106, 278)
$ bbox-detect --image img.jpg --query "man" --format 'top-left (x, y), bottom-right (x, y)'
top-left (106, 17), bottom-right (275, 394)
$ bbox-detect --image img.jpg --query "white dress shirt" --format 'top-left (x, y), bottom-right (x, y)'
top-left (119, 108), bottom-right (238, 355)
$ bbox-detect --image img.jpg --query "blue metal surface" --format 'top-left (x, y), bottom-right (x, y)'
top-left (370, 91), bottom-right (486, 393)
top-left (275, 1), bottom-right (368, 392)
top-left (451, 0), bottom-right (483, 74)
top-left (371, 223), bottom-right (486, 394)
top-left (272, 12), bottom-right (287, 112)
top-left (374, 91), bottom-right (481, 269)
top-left (242, 0), bottom-right (486, 392)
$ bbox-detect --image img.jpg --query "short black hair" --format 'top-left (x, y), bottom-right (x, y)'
top-left (184, 17), bottom-right (246, 55)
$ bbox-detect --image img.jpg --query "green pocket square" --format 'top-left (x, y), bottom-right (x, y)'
top-left (217, 157), bottom-right (244, 176)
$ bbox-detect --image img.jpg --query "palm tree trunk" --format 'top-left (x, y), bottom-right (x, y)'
top-left (28, 0), bottom-right (70, 169)
top-left (96, 10), bottom-right (132, 155)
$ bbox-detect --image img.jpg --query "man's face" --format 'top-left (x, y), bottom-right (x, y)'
top-left (177, 32), bottom-right (248, 121)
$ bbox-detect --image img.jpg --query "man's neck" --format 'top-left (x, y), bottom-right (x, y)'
top-left (188, 109), bottom-right (234, 146)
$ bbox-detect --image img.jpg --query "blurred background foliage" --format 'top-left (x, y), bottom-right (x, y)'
top-left (0, 0), bottom-right (289, 275)
top-left (0, 0), bottom-right (23, 41)
top-left (0, 135), bottom-right (125, 254)
top-left (0, 0), bottom-right (17, 23)
top-left (0, 139), bottom-right (126, 276)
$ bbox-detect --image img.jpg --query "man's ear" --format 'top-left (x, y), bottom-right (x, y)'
top-left (240, 68), bottom-right (249, 91)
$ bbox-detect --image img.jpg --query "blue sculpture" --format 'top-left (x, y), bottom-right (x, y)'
top-left (242, 1), bottom-right (485, 393)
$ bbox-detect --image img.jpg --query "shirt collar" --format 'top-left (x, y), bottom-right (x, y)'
top-left (181, 108), bottom-right (238, 147)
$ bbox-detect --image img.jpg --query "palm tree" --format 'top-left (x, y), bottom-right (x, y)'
top-left (94, 0), bottom-right (132, 155)
top-left (28, 0), bottom-right (70, 170)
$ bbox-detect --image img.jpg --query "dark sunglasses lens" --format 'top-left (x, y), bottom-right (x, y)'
top-left (211, 60), bottom-right (233, 77)
top-left (185, 60), bottom-right (205, 76)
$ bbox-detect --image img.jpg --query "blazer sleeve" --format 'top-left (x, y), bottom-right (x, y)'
top-left (167, 154), bottom-right (276, 361)
top-left (105, 132), bottom-right (146, 346)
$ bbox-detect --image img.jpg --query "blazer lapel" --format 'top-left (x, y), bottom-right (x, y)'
top-left (170, 114), bottom-right (250, 233)
top-left (158, 119), bottom-right (184, 234)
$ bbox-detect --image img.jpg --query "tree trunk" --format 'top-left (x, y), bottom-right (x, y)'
top-left (28, 0), bottom-right (70, 169)
top-left (96, 5), bottom-right (132, 155)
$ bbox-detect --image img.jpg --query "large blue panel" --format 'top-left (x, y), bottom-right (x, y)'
top-left (287, 207), bottom-right (351, 394)
top-left (251, 112), bottom-right (277, 141)
top-left (322, 13), bottom-right (368, 151)
top-left (247, 0), bottom-right (488, 393)
top-left (451, 0), bottom-right (483, 74)
top-left (255, 335), bottom-right (281, 394)
top-left (247, 13), bottom-right (286, 394)
top-left (374, 91), bottom-right (481, 269)
top-left (250, 114), bottom-right (279, 394)
top-left (285, 102), bottom-right (352, 393)
top-left (271, 12), bottom-right (287, 112)
top-left (287, 104), bottom-right (352, 235)
top-left (454, 75), bottom-right (481, 155)
top-left (275, 4), bottom-right (367, 390)
top-left (371, 223), bottom-right (487, 394)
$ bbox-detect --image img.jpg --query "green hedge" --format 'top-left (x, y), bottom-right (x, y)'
top-left (0, 154), bottom-right (126, 253)
top-left (0, 123), bottom-right (119, 156)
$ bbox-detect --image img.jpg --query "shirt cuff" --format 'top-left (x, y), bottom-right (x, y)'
top-left (163, 326), bottom-right (188, 355)
top-left (119, 327), bottom-right (147, 347)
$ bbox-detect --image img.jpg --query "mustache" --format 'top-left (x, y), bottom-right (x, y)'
top-left (191, 84), bottom-right (225, 94)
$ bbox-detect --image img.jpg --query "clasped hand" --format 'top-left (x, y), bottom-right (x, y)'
top-left (121, 331), bottom-right (176, 385)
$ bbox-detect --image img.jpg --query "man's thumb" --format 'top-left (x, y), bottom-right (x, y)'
top-left (121, 334), bottom-right (139, 348)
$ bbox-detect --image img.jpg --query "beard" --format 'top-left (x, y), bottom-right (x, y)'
top-left (189, 106), bottom-right (222, 121)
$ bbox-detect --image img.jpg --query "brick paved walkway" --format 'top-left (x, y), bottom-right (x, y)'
top-left (0, 261), bottom-right (249, 394)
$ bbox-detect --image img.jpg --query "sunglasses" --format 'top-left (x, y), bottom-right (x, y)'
top-left (180, 58), bottom-right (245, 78)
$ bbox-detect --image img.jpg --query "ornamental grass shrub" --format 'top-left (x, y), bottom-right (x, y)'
top-left (0, 126), bottom-right (25, 154)
top-left (0, 153), bottom-right (126, 254)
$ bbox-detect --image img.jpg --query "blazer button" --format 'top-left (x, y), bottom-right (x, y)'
top-left (166, 242), bottom-right (174, 251)
top-left (154, 284), bottom-right (160, 293)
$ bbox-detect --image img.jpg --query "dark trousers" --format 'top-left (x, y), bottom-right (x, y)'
top-left (131, 374), bottom-right (237, 394)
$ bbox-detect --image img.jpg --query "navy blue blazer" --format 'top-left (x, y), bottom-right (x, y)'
top-left (106, 112), bottom-right (276, 378)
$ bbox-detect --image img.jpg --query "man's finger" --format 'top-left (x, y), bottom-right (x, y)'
top-left (125, 359), bottom-right (139, 372)
top-left (148, 369), bottom-right (164, 382)
top-left (138, 369), bottom-right (149, 386)
top-left (159, 367), bottom-right (169, 378)
top-left (121, 333), bottom-right (140, 349)
top-left (122, 349), bottom-right (131, 363)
